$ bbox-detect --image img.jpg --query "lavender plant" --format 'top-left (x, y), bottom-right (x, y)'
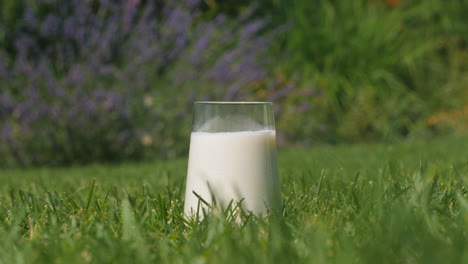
top-left (0, 0), bottom-right (279, 166)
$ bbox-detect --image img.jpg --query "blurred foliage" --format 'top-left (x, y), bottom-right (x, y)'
top-left (0, 0), bottom-right (280, 166)
top-left (0, 0), bottom-right (467, 166)
top-left (196, 0), bottom-right (468, 144)
top-left (263, 0), bottom-right (468, 143)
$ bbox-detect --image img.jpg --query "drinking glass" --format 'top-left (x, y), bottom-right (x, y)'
top-left (184, 102), bottom-right (281, 218)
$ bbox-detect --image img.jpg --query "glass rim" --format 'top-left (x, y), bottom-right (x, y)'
top-left (194, 101), bottom-right (272, 105)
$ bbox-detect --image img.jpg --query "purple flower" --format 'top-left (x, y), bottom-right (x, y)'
top-left (49, 105), bottom-right (62, 121)
top-left (41, 15), bottom-right (61, 37)
top-left (83, 100), bottom-right (96, 114)
top-left (66, 65), bottom-right (85, 86)
top-left (241, 20), bottom-right (266, 38)
top-left (14, 35), bottom-right (35, 58)
top-left (24, 8), bottom-right (38, 27)
top-left (0, 92), bottom-right (15, 111)
top-left (63, 17), bottom-right (77, 38)
top-left (2, 123), bottom-right (11, 140)
top-left (268, 83), bottom-right (295, 101)
top-left (185, 0), bottom-right (202, 8)
top-left (24, 88), bottom-right (39, 100)
top-left (119, 109), bottom-right (131, 120)
top-left (190, 26), bottom-right (213, 64)
top-left (126, 0), bottom-right (141, 8)
top-left (165, 7), bottom-right (192, 33)
top-left (215, 14), bottom-right (227, 24)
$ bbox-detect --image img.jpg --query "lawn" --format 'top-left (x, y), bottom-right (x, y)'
top-left (1, 136), bottom-right (467, 263)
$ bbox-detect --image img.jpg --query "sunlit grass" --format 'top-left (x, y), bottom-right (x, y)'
top-left (0, 136), bottom-right (467, 263)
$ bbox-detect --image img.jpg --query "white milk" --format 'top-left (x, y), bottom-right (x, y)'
top-left (184, 130), bottom-right (281, 217)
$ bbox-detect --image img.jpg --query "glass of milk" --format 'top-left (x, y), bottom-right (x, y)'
top-left (184, 101), bottom-right (282, 219)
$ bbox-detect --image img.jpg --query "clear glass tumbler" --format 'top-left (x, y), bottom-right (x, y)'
top-left (184, 102), bottom-right (282, 218)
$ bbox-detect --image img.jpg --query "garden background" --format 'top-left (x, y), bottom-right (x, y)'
top-left (1, 0), bottom-right (467, 167)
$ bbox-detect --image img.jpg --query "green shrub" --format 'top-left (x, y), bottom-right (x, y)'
top-left (266, 0), bottom-right (468, 143)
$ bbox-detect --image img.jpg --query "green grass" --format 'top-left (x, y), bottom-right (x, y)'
top-left (1, 136), bottom-right (467, 263)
